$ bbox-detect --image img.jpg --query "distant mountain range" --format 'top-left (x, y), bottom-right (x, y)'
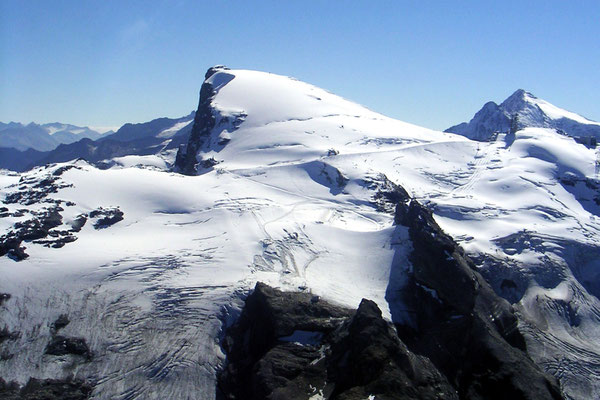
top-left (0, 122), bottom-right (110, 152)
top-left (0, 113), bottom-right (194, 171)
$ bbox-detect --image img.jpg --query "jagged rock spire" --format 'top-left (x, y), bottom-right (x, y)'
top-left (175, 66), bottom-right (230, 175)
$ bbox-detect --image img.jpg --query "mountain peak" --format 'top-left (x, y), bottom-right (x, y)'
top-left (500, 89), bottom-right (538, 110)
top-left (446, 89), bottom-right (600, 141)
top-left (509, 88), bottom-right (527, 98)
top-left (205, 65), bottom-right (230, 80)
top-left (509, 88), bottom-right (532, 98)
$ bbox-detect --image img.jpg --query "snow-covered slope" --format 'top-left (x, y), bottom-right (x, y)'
top-left (1, 67), bottom-right (599, 399)
top-left (446, 89), bottom-right (600, 142)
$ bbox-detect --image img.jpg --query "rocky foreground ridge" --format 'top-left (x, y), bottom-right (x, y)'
top-left (217, 182), bottom-right (562, 400)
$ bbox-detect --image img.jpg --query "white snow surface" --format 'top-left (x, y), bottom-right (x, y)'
top-left (156, 120), bottom-right (193, 138)
top-left (1, 68), bottom-right (600, 399)
top-left (524, 92), bottom-right (600, 126)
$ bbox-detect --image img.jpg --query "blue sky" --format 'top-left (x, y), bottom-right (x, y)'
top-left (1, 0), bottom-right (599, 131)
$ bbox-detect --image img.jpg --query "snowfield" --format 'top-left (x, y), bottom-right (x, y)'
top-left (1, 68), bottom-right (599, 399)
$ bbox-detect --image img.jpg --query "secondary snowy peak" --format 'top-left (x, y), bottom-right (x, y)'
top-left (446, 89), bottom-right (600, 141)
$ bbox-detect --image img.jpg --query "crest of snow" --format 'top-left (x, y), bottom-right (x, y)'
top-left (88, 125), bottom-right (120, 134)
top-left (156, 119), bottom-right (193, 138)
top-left (109, 155), bottom-right (169, 169)
top-left (43, 125), bottom-right (63, 135)
top-left (524, 92), bottom-right (600, 126)
top-left (42, 123), bottom-right (101, 135)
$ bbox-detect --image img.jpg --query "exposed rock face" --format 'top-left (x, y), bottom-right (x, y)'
top-left (4, 174), bottom-right (73, 205)
top-left (219, 282), bottom-right (457, 400)
top-left (0, 327), bottom-right (19, 344)
top-left (218, 282), bottom-right (351, 399)
top-left (89, 207), bottom-right (124, 229)
top-left (0, 293), bottom-right (10, 306)
top-left (0, 203), bottom-right (106, 261)
top-left (51, 314), bottom-right (70, 333)
top-left (45, 336), bottom-right (92, 360)
top-left (326, 299), bottom-right (457, 400)
top-left (176, 66), bottom-right (230, 175)
top-left (393, 197), bottom-right (563, 400)
top-left (219, 184), bottom-right (564, 399)
top-left (0, 377), bottom-right (92, 400)
top-left (0, 166), bottom-right (126, 261)
top-left (0, 206), bottom-right (64, 260)
top-left (44, 314), bottom-right (92, 361)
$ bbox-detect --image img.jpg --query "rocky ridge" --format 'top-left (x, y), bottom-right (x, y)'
top-left (175, 66), bottom-right (246, 175)
top-left (218, 178), bottom-right (562, 400)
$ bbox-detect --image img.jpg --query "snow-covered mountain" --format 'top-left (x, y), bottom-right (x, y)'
top-left (1, 67), bottom-right (599, 399)
top-left (446, 89), bottom-right (600, 142)
top-left (0, 122), bottom-right (112, 152)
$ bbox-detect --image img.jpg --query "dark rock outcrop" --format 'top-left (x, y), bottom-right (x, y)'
top-left (0, 293), bottom-right (10, 306)
top-left (393, 198), bottom-right (563, 400)
top-left (219, 282), bottom-right (351, 399)
top-left (89, 207), bottom-right (124, 229)
top-left (0, 170), bottom-right (125, 261)
top-left (218, 282), bottom-right (457, 400)
top-left (70, 214), bottom-right (87, 232)
top-left (0, 377), bottom-right (92, 400)
top-left (0, 206), bottom-right (64, 260)
top-left (51, 314), bottom-right (70, 333)
top-left (221, 182), bottom-right (564, 399)
top-left (0, 202), bottom-right (89, 260)
top-left (0, 168), bottom-right (96, 260)
top-left (0, 327), bottom-right (19, 344)
top-left (326, 299), bottom-right (457, 400)
top-left (176, 66), bottom-right (232, 175)
top-left (14, 207), bottom-right (63, 240)
top-left (4, 175), bottom-right (72, 205)
top-left (45, 335), bottom-right (92, 360)
top-left (367, 173), bottom-right (411, 213)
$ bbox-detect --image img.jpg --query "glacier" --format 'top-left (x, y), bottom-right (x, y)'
top-left (1, 67), bottom-right (599, 399)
